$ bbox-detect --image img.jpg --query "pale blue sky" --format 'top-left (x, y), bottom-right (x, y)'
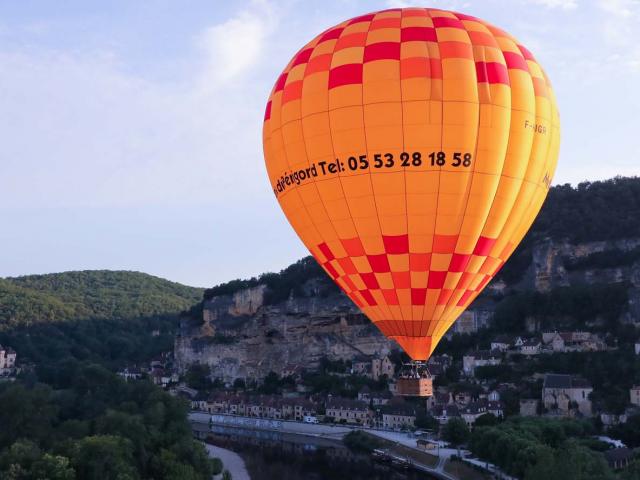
top-left (1, 0), bottom-right (639, 287)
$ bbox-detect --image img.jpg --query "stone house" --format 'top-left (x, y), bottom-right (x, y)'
top-left (463, 350), bottom-right (501, 376)
top-left (460, 401), bottom-right (488, 426)
top-left (491, 335), bottom-right (513, 352)
top-left (542, 374), bottom-right (593, 416)
top-left (542, 331), bottom-right (606, 353)
top-left (630, 386), bottom-right (640, 407)
top-left (372, 356), bottom-right (394, 380)
top-left (520, 399), bottom-right (539, 416)
top-left (431, 404), bottom-right (460, 424)
top-left (426, 391), bottom-right (453, 411)
top-left (520, 339), bottom-right (542, 355)
top-left (605, 448), bottom-right (634, 470)
top-left (357, 386), bottom-right (372, 402)
top-left (326, 398), bottom-right (372, 426)
top-left (371, 390), bottom-right (392, 406)
top-left (381, 403), bottom-right (416, 430)
top-left (428, 354), bottom-right (452, 370)
top-left (351, 357), bottom-right (372, 377)
top-left (0, 345), bottom-right (17, 374)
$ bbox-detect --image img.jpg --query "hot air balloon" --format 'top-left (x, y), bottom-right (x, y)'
top-left (262, 7), bottom-right (560, 395)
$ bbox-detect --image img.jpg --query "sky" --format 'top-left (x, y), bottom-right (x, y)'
top-left (1, 0), bottom-right (639, 287)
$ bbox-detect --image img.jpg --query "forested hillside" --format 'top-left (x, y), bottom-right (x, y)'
top-left (202, 176), bottom-right (640, 303)
top-left (0, 271), bottom-right (203, 329)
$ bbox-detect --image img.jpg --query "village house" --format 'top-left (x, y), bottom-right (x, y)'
top-left (542, 331), bottom-right (606, 353)
top-left (189, 391), bottom-right (209, 411)
top-left (357, 386), bottom-right (372, 402)
top-left (520, 338), bottom-right (542, 355)
top-left (118, 367), bottom-right (144, 381)
top-left (630, 386), bottom-right (640, 407)
top-left (203, 393), bottom-right (317, 421)
top-left (426, 391), bottom-right (453, 411)
top-left (326, 398), bottom-right (372, 426)
top-left (520, 399), bottom-right (540, 416)
top-left (431, 404), bottom-right (460, 424)
top-left (358, 387), bottom-right (391, 405)
top-left (605, 448), bottom-right (634, 470)
top-left (460, 399), bottom-right (504, 426)
top-left (0, 345), bottom-right (17, 374)
top-left (454, 391), bottom-right (473, 405)
top-left (371, 390), bottom-right (393, 406)
top-left (462, 350), bottom-right (502, 376)
top-left (428, 354), bottom-right (452, 370)
top-left (600, 412), bottom-right (629, 427)
top-left (281, 364), bottom-right (304, 380)
top-left (371, 356), bottom-right (394, 380)
top-left (381, 403), bottom-right (416, 430)
top-left (490, 335), bottom-right (513, 352)
top-left (460, 401), bottom-right (488, 426)
top-left (351, 357), bottom-right (372, 377)
top-left (487, 390), bottom-right (500, 402)
top-left (486, 400), bottom-right (505, 418)
top-left (542, 374), bottom-right (593, 417)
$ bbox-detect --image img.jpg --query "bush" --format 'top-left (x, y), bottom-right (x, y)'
top-left (211, 457), bottom-right (223, 475)
top-left (343, 431), bottom-right (383, 453)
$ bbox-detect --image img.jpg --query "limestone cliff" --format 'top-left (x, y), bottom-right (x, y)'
top-left (176, 287), bottom-right (394, 382)
top-left (175, 236), bottom-right (640, 381)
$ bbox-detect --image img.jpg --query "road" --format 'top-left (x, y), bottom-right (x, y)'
top-left (204, 443), bottom-right (251, 480)
top-left (191, 411), bottom-right (515, 480)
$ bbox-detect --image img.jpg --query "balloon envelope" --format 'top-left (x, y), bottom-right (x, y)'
top-left (262, 8), bottom-right (560, 360)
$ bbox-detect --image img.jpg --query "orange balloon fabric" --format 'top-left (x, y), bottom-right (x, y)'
top-left (262, 8), bottom-right (560, 360)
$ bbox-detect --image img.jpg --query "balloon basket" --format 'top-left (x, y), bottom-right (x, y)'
top-left (396, 361), bottom-right (433, 397)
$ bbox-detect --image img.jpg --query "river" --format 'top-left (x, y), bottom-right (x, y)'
top-left (192, 422), bottom-right (433, 480)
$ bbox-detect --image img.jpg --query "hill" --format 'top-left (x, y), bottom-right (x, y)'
top-left (0, 270), bottom-right (203, 329)
top-left (177, 176), bottom-right (640, 380)
top-left (204, 176), bottom-right (640, 302)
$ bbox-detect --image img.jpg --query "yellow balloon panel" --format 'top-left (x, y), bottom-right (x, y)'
top-left (263, 8), bottom-right (560, 360)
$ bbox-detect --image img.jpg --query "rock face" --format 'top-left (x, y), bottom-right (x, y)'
top-left (524, 238), bottom-right (640, 293)
top-left (176, 237), bottom-right (640, 381)
top-left (176, 289), bottom-right (394, 382)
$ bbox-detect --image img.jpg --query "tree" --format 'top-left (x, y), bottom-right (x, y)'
top-left (474, 413), bottom-right (499, 427)
top-left (525, 442), bottom-right (615, 480)
top-left (415, 413), bottom-right (439, 432)
top-left (69, 435), bottom-right (138, 480)
top-left (232, 379), bottom-right (245, 390)
top-left (222, 469), bottom-right (233, 480)
top-left (210, 458), bottom-right (223, 476)
top-left (609, 414), bottom-right (640, 447)
top-left (442, 418), bottom-right (469, 446)
top-left (31, 454), bottom-right (75, 480)
top-left (185, 365), bottom-right (213, 391)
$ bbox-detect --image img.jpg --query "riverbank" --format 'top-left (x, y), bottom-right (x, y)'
top-left (204, 443), bottom-right (251, 480)
top-left (191, 412), bottom-right (492, 480)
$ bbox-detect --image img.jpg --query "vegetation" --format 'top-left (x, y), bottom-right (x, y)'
top-left (496, 176), bottom-right (640, 283)
top-left (0, 362), bottom-right (212, 480)
top-left (532, 177), bottom-right (640, 244)
top-left (0, 273), bottom-right (213, 479)
top-left (468, 417), bottom-right (615, 479)
top-left (203, 257), bottom-right (338, 305)
top-left (0, 271), bottom-right (202, 329)
top-left (565, 246), bottom-right (640, 271)
top-left (492, 282), bottom-right (629, 333)
top-left (609, 414), bottom-right (640, 448)
top-left (343, 431), bottom-right (383, 453)
top-left (0, 314), bottom-right (178, 371)
top-left (441, 418), bottom-right (469, 446)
